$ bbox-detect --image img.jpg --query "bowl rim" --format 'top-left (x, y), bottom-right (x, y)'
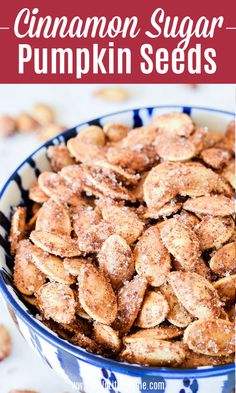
top-left (0, 104), bottom-right (235, 378)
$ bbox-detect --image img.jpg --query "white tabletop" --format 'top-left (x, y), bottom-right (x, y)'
top-left (0, 84), bottom-right (234, 393)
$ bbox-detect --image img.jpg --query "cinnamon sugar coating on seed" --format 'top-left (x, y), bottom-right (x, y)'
top-left (217, 120), bottom-right (235, 152)
top-left (210, 242), bottom-right (236, 277)
top-left (189, 128), bottom-right (223, 153)
top-left (120, 338), bottom-right (186, 366)
top-left (47, 145), bottom-right (75, 171)
top-left (121, 126), bottom-right (157, 149)
top-left (30, 230), bottom-right (81, 257)
top-left (100, 202), bottom-right (144, 244)
top-left (82, 165), bottom-right (133, 200)
top-left (113, 276), bottom-right (147, 335)
top-left (222, 159), bottom-right (235, 189)
top-left (154, 132), bottom-right (197, 162)
top-left (10, 114), bottom-right (235, 367)
top-left (213, 275), bottom-right (236, 305)
top-left (134, 226), bottom-right (171, 287)
top-left (35, 198), bottom-right (72, 237)
top-left (183, 348), bottom-right (234, 368)
top-left (183, 195), bottom-right (234, 216)
top-left (14, 240), bottom-right (46, 295)
top-left (135, 290), bottom-right (169, 328)
top-left (36, 282), bottom-right (76, 324)
top-left (63, 257), bottom-right (88, 277)
top-left (200, 147), bottom-right (232, 169)
top-left (93, 322), bottom-right (121, 353)
top-left (143, 163), bottom-right (179, 211)
top-left (9, 207), bottom-right (27, 255)
top-left (93, 160), bottom-right (139, 185)
top-left (77, 125), bottom-right (105, 146)
top-left (195, 216), bottom-right (235, 250)
top-left (172, 257), bottom-right (211, 281)
top-left (78, 264), bottom-right (117, 325)
top-left (38, 171), bottom-right (81, 204)
top-left (160, 283), bottom-right (193, 328)
top-left (175, 163), bottom-right (229, 197)
top-left (72, 205), bottom-right (114, 253)
top-left (29, 181), bottom-right (49, 203)
top-left (98, 234), bottom-right (135, 289)
top-left (142, 201), bottom-right (182, 219)
top-left (124, 326), bottom-right (184, 342)
top-left (160, 216), bottom-right (201, 270)
top-left (184, 319), bottom-right (235, 356)
top-left (103, 122), bottom-right (129, 142)
top-left (71, 332), bottom-right (102, 354)
top-left (59, 164), bottom-right (85, 192)
top-left (67, 137), bottom-right (105, 163)
top-left (30, 245), bottom-right (75, 285)
top-left (106, 146), bottom-right (157, 172)
top-left (152, 112), bottom-right (194, 137)
top-left (168, 272), bottom-right (224, 320)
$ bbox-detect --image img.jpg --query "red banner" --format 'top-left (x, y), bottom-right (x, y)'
top-left (0, 0), bottom-right (235, 83)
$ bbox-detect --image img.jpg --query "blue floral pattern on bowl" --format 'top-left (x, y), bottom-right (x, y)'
top-left (179, 378), bottom-right (198, 393)
top-left (101, 368), bottom-right (122, 393)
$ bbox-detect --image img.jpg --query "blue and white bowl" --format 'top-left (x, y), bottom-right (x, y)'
top-left (0, 106), bottom-right (235, 393)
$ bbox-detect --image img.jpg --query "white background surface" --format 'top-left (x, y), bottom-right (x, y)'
top-left (0, 84), bottom-right (235, 393)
